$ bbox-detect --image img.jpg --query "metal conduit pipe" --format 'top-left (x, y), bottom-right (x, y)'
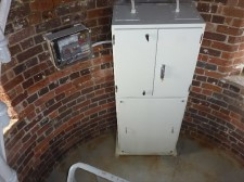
top-left (0, 0), bottom-right (12, 63)
top-left (130, 0), bottom-right (136, 14)
top-left (175, 0), bottom-right (180, 12)
top-left (0, 102), bottom-right (18, 182)
top-left (0, 156), bottom-right (18, 182)
top-left (0, 0), bottom-right (12, 32)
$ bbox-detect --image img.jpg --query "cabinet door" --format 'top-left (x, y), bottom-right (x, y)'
top-left (116, 98), bottom-right (187, 155)
top-left (113, 29), bottom-right (157, 98)
top-left (153, 28), bottom-right (203, 98)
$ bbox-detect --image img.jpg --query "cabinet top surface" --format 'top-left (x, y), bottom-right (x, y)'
top-left (112, 3), bottom-right (205, 26)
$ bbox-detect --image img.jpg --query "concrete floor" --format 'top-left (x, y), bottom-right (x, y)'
top-left (46, 132), bottom-right (244, 182)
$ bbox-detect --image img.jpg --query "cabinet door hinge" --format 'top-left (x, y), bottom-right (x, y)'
top-left (115, 85), bottom-right (118, 92)
top-left (200, 34), bottom-right (203, 44)
top-left (188, 85), bottom-right (191, 92)
top-left (113, 35), bottom-right (115, 45)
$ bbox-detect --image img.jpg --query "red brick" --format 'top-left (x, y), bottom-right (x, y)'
top-left (13, 63), bottom-right (26, 75)
top-left (97, 0), bottom-right (113, 7)
top-left (27, 78), bottom-right (50, 94)
top-left (207, 57), bottom-right (231, 66)
top-left (228, 36), bottom-right (244, 43)
top-left (196, 103), bottom-right (212, 113)
top-left (11, 91), bottom-right (28, 106)
top-left (204, 32), bottom-right (226, 41)
top-left (28, 12), bottom-right (42, 25)
top-left (202, 89), bottom-right (213, 96)
top-left (232, 19), bottom-right (244, 27)
top-left (202, 83), bottom-right (222, 92)
top-left (212, 111), bottom-right (231, 121)
top-left (17, 45), bottom-right (43, 62)
top-left (211, 41), bottom-right (239, 52)
top-left (26, 110), bottom-right (37, 120)
top-left (87, 8), bottom-right (112, 19)
top-left (221, 52), bottom-right (237, 59)
top-left (191, 86), bottom-right (202, 93)
top-left (239, 43), bottom-right (244, 51)
top-left (238, 1), bottom-right (244, 8)
top-left (201, 13), bottom-right (212, 22)
top-left (42, 10), bottom-right (56, 20)
top-left (38, 0), bottom-right (54, 11)
top-left (230, 112), bottom-right (241, 120)
top-left (205, 70), bottom-right (223, 78)
top-left (36, 18), bottom-right (61, 33)
top-left (98, 17), bottom-right (111, 25)
top-left (23, 78), bottom-right (34, 89)
top-left (8, 27), bottom-right (36, 45)
top-left (200, 47), bottom-right (221, 57)
top-left (24, 62), bottom-right (48, 79)
top-left (212, 15), bottom-right (225, 24)
top-left (9, 44), bottom-right (22, 56)
top-left (71, 61), bottom-right (91, 72)
top-left (217, 25), bottom-right (243, 36)
top-left (83, 19), bottom-right (97, 28)
top-left (233, 58), bottom-right (244, 64)
top-left (216, 0), bottom-right (227, 4)
top-left (222, 6), bottom-right (244, 18)
top-left (20, 38), bottom-right (35, 50)
top-left (48, 70), bottom-right (67, 82)
top-left (3, 75), bottom-right (24, 91)
top-left (225, 17), bottom-right (233, 25)
top-left (54, 82), bottom-right (74, 95)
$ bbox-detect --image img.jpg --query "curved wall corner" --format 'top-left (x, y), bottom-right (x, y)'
top-left (181, 0), bottom-right (244, 162)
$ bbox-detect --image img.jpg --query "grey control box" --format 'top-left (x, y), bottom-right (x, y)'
top-left (44, 24), bottom-right (91, 68)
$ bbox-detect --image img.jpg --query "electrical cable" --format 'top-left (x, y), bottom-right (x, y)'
top-left (92, 40), bottom-right (112, 48)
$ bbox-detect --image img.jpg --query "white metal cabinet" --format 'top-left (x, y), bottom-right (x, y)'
top-left (112, 2), bottom-right (205, 155)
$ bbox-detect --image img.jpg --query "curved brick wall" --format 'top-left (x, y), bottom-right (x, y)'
top-left (1, 0), bottom-right (244, 181)
top-left (1, 0), bottom-right (116, 181)
top-left (182, 0), bottom-right (244, 162)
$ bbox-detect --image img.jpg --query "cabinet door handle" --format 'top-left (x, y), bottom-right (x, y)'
top-left (145, 34), bottom-right (149, 42)
top-left (160, 64), bottom-right (166, 79)
top-left (142, 90), bottom-right (146, 96)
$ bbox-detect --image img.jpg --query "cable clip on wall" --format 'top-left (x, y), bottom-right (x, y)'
top-left (44, 24), bottom-right (92, 70)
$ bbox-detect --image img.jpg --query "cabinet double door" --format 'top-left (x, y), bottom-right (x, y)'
top-left (113, 28), bottom-right (203, 98)
top-left (113, 27), bottom-right (203, 154)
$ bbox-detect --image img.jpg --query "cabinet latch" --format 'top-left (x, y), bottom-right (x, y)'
top-left (145, 34), bottom-right (149, 42)
top-left (160, 64), bottom-right (166, 79)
